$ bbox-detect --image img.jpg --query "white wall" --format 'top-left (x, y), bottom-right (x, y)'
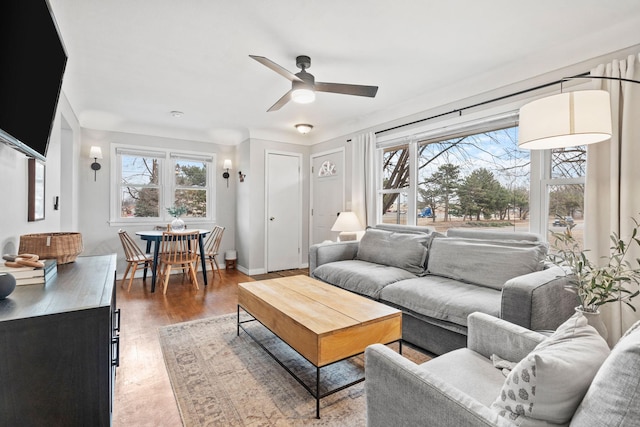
top-left (236, 138), bottom-right (310, 274)
top-left (0, 93), bottom-right (81, 256)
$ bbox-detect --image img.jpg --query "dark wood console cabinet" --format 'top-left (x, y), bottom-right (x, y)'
top-left (0, 254), bottom-right (119, 426)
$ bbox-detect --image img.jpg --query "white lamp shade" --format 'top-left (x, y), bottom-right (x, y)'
top-left (223, 159), bottom-right (232, 169)
top-left (518, 90), bottom-right (612, 150)
top-left (291, 88), bottom-right (316, 104)
top-left (331, 212), bottom-right (364, 232)
top-left (89, 146), bottom-right (103, 159)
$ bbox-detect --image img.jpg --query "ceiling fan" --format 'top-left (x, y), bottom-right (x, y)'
top-left (249, 55), bottom-right (379, 112)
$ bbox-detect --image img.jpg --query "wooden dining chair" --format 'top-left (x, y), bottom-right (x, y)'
top-left (199, 225), bottom-right (225, 280)
top-left (157, 230), bottom-right (200, 295)
top-left (118, 229), bottom-right (153, 291)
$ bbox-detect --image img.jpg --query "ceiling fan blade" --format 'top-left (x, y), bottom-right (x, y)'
top-left (249, 55), bottom-right (303, 83)
top-left (315, 82), bottom-right (378, 97)
top-left (267, 90), bottom-right (292, 112)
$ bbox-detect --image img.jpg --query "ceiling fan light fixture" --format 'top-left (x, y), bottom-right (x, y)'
top-left (291, 87), bottom-right (315, 104)
top-left (295, 124), bottom-right (313, 134)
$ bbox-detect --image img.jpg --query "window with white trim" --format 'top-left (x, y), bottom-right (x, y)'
top-left (544, 146), bottom-right (586, 249)
top-left (111, 146), bottom-right (215, 224)
top-left (379, 114), bottom-right (530, 234)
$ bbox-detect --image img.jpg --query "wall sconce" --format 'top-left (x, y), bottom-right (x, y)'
top-left (238, 171), bottom-right (246, 182)
top-left (222, 159), bottom-right (232, 187)
top-left (295, 123), bottom-right (313, 134)
top-left (89, 146), bottom-right (103, 181)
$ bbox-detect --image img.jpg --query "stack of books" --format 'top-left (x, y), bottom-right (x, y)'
top-left (0, 259), bottom-right (57, 285)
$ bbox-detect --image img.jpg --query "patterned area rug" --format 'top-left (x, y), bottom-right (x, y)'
top-left (159, 313), bottom-right (428, 426)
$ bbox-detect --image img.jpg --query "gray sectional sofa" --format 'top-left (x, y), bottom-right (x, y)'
top-left (309, 224), bottom-right (576, 355)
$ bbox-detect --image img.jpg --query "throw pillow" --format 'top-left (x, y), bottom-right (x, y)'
top-left (570, 319), bottom-right (640, 425)
top-left (355, 228), bottom-right (430, 275)
top-left (490, 313), bottom-right (610, 426)
top-left (427, 237), bottom-right (548, 290)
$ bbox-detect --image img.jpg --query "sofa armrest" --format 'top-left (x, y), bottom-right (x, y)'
top-left (467, 312), bottom-right (546, 363)
top-left (365, 344), bottom-right (515, 427)
top-left (501, 265), bottom-right (576, 331)
top-left (308, 241), bottom-right (359, 276)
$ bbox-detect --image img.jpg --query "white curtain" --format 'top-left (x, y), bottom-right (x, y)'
top-left (351, 132), bottom-right (377, 227)
top-left (585, 53), bottom-right (640, 346)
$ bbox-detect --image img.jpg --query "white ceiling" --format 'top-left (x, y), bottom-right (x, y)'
top-left (49, 0), bottom-right (640, 145)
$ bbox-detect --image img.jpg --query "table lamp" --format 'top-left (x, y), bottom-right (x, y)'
top-left (331, 212), bottom-right (364, 242)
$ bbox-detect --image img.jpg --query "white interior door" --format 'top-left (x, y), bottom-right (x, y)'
top-left (311, 150), bottom-right (344, 244)
top-left (267, 152), bottom-right (301, 272)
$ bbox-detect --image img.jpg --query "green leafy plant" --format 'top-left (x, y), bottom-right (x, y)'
top-left (166, 204), bottom-right (187, 218)
top-left (548, 215), bottom-right (640, 312)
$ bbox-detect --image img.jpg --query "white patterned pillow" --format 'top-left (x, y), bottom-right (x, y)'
top-left (490, 313), bottom-right (610, 426)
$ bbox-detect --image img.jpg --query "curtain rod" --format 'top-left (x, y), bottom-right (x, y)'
top-left (346, 71), bottom-right (592, 142)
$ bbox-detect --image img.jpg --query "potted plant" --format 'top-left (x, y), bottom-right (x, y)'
top-left (548, 215), bottom-right (640, 339)
top-left (167, 204), bottom-right (187, 231)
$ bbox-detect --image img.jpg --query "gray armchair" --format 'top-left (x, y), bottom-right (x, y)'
top-left (365, 312), bottom-right (640, 426)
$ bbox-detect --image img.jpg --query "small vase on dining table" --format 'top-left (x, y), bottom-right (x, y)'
top-left (171, 217), bottom-right (185, 231)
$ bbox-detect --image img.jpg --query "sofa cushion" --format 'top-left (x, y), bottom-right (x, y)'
top-left (312, 260), bottom-right (416, 299)
top-left (490, 313), bottom-right (610, 426)
top-left (421, 348), bottom-right (508, 407)
top-left (374, 223), bottom-right (435, 235)
top-left (571, 320), bottom-right (640, 426)
top-left (356, 228), bottom-right (430, 275)
top-left (446, 228), bottom-right (541, 242)
top-left (380, 276), bottom-right (501, 327)
top-left (427, 237), bottom-right (548, 290)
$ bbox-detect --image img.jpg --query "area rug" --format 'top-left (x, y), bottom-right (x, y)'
top-left (159, 313), bottom-right (429, 426)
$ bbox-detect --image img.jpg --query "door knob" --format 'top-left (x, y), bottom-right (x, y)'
top-left (270, 217), bottom-right (275, 221)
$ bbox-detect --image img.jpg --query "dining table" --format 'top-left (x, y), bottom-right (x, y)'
top-left (136, 229), bottom-right (210, 292)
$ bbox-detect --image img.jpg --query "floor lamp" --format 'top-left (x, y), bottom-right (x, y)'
top-left (518, 76), bottom-right (640, 150)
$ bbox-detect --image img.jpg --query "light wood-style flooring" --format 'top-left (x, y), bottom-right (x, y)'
top-left (113, 267), bottom-right (307, 426)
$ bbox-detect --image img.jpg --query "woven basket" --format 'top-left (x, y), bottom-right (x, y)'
top-left (19, 232), bottom-right (84, 264)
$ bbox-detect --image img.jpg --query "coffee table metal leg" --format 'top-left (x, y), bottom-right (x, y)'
top-left (316, 367), bottom-right (321, 419)
top-left (236, 305), bottom-right (399, 419)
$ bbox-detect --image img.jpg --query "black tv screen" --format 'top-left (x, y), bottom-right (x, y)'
top-left (0, 0), bottom-right (67, 161)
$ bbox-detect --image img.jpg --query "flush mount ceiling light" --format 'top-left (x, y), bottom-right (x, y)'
top-left (295, 124), bottom-right (313, 134)
top-left (170, 110), bottom-right (184, 118)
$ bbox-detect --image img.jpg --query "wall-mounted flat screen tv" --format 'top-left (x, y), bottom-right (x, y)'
top-left (0, 0), bottom-right (67, 161)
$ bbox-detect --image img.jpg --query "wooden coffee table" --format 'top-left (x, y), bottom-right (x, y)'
top-left (237, 275), bottom-right (402, 418)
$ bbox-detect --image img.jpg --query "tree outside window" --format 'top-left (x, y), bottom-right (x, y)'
top-left (120, 155), bottom-right (160, 218)
top-left (382, 126), bottom-right (531, 232)
top-left (174, 159), bottom-right (208, 218)
top-left (114, 148), bottom-right (215, 223)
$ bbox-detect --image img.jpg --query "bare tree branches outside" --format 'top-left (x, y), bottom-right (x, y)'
top-left (382, 126), bottom-right (586, 229)
top-left (119, 155), bottom-right (208, 219)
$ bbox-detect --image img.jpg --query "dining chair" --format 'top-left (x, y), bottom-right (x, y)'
top-left (200, 225), bottom-right (225, 280)
top-left (118, 229), bottom-right (153, 291)
top-left (157, 230), bottom-right (200, 294)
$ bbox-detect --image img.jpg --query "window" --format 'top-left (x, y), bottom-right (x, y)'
top-left (111, 146), bottom-right (215, 224)
top-left (381, 144), bottom-right (410, 224)
top-left (172, 155), bottom-right (209, 218)
top-left (118, 149), bottom-right (162, 218)
top-left (379, 119), bottom-right (530, 234)
top-left (546, 146), bottom-right (586, 249)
